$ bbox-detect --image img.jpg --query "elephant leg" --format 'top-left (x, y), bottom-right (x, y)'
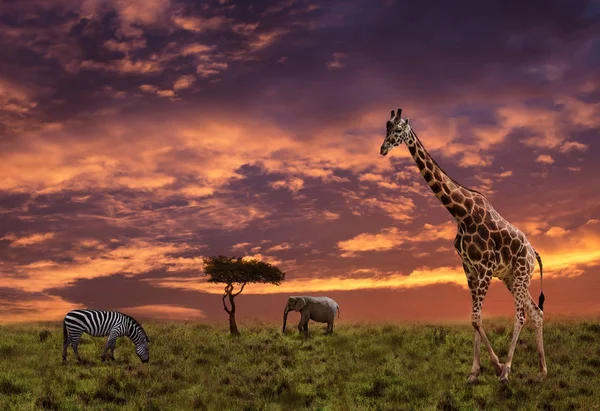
top-left (298, 310), bottom-right (310, 335)
top-left (326, 321), bottom-right (333, 334)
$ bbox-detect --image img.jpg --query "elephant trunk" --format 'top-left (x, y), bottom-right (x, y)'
top-left (282, 308), bottom-right (290, 333)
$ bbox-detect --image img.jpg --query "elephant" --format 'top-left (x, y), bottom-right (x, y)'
top-left (282, 296), bottom-right (340, 334)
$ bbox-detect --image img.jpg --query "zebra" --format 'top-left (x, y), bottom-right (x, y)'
top-left (62, 309), bottom-right (150, 363)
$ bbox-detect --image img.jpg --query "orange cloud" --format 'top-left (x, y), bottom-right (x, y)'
top-left (172, 15), bottom-right (227, 33)
top-left (337, 222), bottom-right (456, 257)
top-left (0, 295), bottom-right (78, 324)
top-left (536, 154), bottom-right (555, 164)
top-left (0, 78), bottom-right (37, 115)
top-left (270, 177), bottom-right (304, 193)
top-left (172, 75), bottom-right (196, 91)
top-left (151, 265), bottom-right (467, 294)
top-left (119, 304), bottom-right (205, 320)
top-left (3, 232), bottom-right (55, 247)
top-left (4, 239), bottom-right (203, 293)
top-left (266, 243), bottom-right (292, 253)
top-left (532, 219), bottom-right (600, 277)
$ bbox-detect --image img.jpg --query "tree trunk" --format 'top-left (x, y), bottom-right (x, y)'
top-left (229, 310), bottom-right (239, 335)
top-left (222, 283), bottom-right (245, 336)
top-left (228, 290), bottom-right (240, 336)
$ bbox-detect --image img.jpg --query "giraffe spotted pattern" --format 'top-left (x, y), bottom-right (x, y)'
top-left (380, 108), bottom-right (547, 383)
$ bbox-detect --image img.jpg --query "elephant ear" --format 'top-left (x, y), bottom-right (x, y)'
top-left (294, 297), bottom-right (307, 311)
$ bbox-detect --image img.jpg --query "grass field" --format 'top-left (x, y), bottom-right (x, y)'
top-left (1, 318), bottom-right (599, 410)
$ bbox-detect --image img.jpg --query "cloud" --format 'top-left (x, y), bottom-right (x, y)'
top-left (139, 84), bottom-right (177, 98)
top-left (173, 75), bottom-right (196, 91)
top-left (545, 226), bottom-right (568, 237)
top-left (118, 304), bottom-right (205, 320)
top-left (533, 219), bottom-right (600, 277)
top-left (2, 232), bottom-right (55, 247)
top-left (172, 15), bottom-right (227, 33)
top-left (231, 242), bottom-right (252, 252)
top-left (269, 177), bottom-right (304, 193)
top-left (337, 222), bottom-right (455, 257)
top-left (559, 141), bottom-right (588, 153)
top-left (0, 79), bottom-right (37, 116)
top-left (326, 52), bottom-right (347, 70)
top-left (0, 294), bottom-right (77, 324)
top-left (266, 242), bottom-right (292, 253)
top-left (343, 190), bottom-right (417, 222)
top-left (196, 62), bottom-right (229, 77)
top-left (0, 0), bottom-right (599, 323)
top-left (536, 154), bottom-right (555, 164)
top-left (2, 239), bottom-right (203, 293)
top-left (150, 265), bottom-right (467, 294)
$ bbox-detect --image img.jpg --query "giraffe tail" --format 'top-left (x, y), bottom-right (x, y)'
top-left (535, 250), bottom-right (545, 311)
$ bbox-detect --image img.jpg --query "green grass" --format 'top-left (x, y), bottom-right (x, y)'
top-left (1, 318), bottom-right (599, 410)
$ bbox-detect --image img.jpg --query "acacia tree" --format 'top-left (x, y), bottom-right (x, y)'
top-left (203, 255), bottom-right (285, 335)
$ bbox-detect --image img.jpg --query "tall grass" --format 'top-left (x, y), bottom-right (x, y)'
top-left (0, 318), bottom-right (599, 410)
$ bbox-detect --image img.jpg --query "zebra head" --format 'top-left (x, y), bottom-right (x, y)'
top-left (136, 335), bottom-right (150, 363)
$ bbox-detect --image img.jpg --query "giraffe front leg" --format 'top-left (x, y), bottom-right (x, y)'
top-left (464, 267), bottom-right (484, 383)
top-left (469, 273), bottom-right (503, 377)
top-left (467, 329), bottom-right (482, 384)
top-left (471, 311), bottom-right (503, 376)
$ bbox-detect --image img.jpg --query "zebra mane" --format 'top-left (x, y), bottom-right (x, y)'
top-left (122, 313), bottom-right (149, 342)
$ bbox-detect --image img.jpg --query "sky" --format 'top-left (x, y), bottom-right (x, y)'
top-left (1, 0), bottom-right (600, 325)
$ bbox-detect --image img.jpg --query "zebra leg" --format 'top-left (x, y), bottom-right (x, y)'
top-left (70, 335), bottom-right (83, 362)
top-left (62, 336), bottom-right (71, 362)
top-left (109, 342), bottom-right (116, 360)
top-left (101, 332), bottom-right (118, 362)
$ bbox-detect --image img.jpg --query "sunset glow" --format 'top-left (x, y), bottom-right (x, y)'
top-left (1, 0), bottom-right (599, 324)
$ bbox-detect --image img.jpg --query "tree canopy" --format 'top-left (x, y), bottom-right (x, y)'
top-left (202, 255), bottom-right (285, 286)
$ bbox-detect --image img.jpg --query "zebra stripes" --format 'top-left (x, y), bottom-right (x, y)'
top-left (62, 309), bottom-right (150, 363)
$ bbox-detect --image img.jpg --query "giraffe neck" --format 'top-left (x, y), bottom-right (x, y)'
top-left (404, 130), bottom-right (473, 223)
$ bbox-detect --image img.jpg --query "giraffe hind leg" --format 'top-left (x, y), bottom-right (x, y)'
top-left (525, 293), bottom-right (547, 380)
top-left (500, 299), bottom-right (526, 383)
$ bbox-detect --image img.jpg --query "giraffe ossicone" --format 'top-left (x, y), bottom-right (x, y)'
top-left (380, 108), bottom-right (547, 383)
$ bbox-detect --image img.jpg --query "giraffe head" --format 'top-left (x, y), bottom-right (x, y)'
top-left (380, 108), bottom-right (411, 156)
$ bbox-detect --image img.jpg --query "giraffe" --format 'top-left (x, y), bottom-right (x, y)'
top-left (379, 108), bottom-right (547, 383)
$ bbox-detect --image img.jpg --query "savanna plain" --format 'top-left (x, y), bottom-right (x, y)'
top-left (1, 318), bottom-right (599, 410)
